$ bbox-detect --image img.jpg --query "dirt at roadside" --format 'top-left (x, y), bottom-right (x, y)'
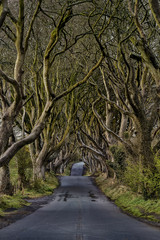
top-left (0, 194), bottom-right (55, 230)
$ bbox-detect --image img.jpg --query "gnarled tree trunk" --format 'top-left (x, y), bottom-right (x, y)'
top-left (0, 164), bottom-right (13, 194)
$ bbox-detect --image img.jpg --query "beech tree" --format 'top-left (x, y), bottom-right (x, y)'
top-left (0, 0), bottom-right (159, 199)
top-left (88, 0), bottom-right (160, 198)
top-left (0, 0), bottom-right (103, 193)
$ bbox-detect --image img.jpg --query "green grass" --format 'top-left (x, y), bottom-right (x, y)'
top-left (0, 194), bottom-right (30, 215)
top-left (96, 175), bottom-right (160, 223)
top-left (9, 154), bottom-right (59, 198)
top-left (24, 174), bottom-right (59, 197)
top-left (0, 148), bottom-right (59, 217)
top-left (0, 173), bottom-right (59, 216)
top-left (23, 173), bottom-right (59, 198)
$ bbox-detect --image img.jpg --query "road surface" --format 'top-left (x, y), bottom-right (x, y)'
top-left (70, 162), bottom-right (84, 176)
top-left (0, 163), bottom-right (160, 239)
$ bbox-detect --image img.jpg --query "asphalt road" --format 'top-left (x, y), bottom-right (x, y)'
top-left (0, 163), bottom-right (160, 240)
top-left (70, 162), bottom-right (85, 176)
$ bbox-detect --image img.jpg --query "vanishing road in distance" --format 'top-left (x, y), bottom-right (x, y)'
top-left (0, 161), bottom-right (160, 240)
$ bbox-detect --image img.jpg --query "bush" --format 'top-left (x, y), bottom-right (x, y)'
top-left (96, 176), bottom-right (160, 223)
top-left (25, 172), bottom-right (59, 197)
top-left (124, 158), bottom-right (160, 199)
top-left (109, 145), bottom-right (126, 179)
top-left (0, 194), bottom-right (30, 213)
top-left (123, 160), bottom-right (143, 193)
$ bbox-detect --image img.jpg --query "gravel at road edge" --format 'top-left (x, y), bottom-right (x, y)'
top-left (0, 193), bottom-right (55, 229)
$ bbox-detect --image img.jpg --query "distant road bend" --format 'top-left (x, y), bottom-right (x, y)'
top-left (0, 162), bottom-right (160, 240)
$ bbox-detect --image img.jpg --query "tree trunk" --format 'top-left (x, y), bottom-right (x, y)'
top-left (0, 0), bottom-right (8, 28)
top-left (134, 119), bottom-right (155, 199)
top-left (17, 151), bottom-right (28, 189)
top-left (33, 163), bottom-right (46, 181)
top-left (149, 0), bottom-right (160, 28)
top-left (119, 113), bottom-right (128, 139)
top-left (138, 122), bottom-right (154, 169)
top-left (50, 162), bottom-right (54, 172)
top-left (0, 117), bottom-right (14, 194)
top-left (105, 103), bottom-right (114, 144)
top-left (0, 164), bottom-right (13, 194)
top-left (0, 117), bottom-right (13, 154)
top-left (31, 142), bottom-right (49, 181)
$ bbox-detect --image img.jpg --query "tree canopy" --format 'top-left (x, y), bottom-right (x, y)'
top-left (0, 0), bottom-right (160, 199)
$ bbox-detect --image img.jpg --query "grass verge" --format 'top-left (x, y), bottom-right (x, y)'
top-left (23, 173), bottom-right (59, 198)
top-left (0, 173), bottom-right (59, 216)
top-left (96, 174), bottom-right (160, 223)
top-left (0, 194), bottom-right (30, 216)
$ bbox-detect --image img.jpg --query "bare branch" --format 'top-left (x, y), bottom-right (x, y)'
top-left (77, 132), bottom-right (106, 158)
top-left (53, 55), bottom-right (104, 102)
top-left (0, 0), bottom-right (8, 28)
top-left (80, 128), bottom-right (105, 153)
top-left (24, 0), bottom-right (42, 52)
top-left (92, 98), bottom-right (131, 147)
top-left (149, 0), bottom-right (160, 28)
top-left (0, 100), bottom-right (52, 166)
top-left (0, 69), bottom-right (20, 93)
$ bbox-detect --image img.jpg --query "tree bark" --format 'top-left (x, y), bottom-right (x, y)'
top-left (119, 113), bottom-right (128, 139)
top-left (31, 141), bottom-right (49, 181)
top-left (105, 103), bottom-right (114, 144)
top-left (0, 0), bottom-right (8, 28)
top-left (33, 164), bottom-right (46, 181)
top-left (138, 123), bottom-right (154, 169)
top-left (149, 0), bottom-right (160, 28)
top-left (0, 164), bottom-right (13, 194)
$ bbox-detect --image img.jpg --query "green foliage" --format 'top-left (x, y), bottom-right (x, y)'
top-left (10, 146), bottom-right (32, 189)
top-left (123, 160), bottom-right (143, 192)
top-left (109, 145), bottom-right (126, 179)
top-left (124, 156), bottom-right (160, 199)
top-left (0, 208), bottom-right (4, 216)
top-left (9, 158), bottom-right (19, 186)
top-left (96, 176), bottom-right (160, 223)
top-left (155, 154), bottom-right (160, 172)
top-left (24, 172), bottom-right (59, 198)
top-left (0, 173), bottom-right (59, 216)
top-left (123, 131), bottom-right (129, 139)
top-left (0, 194), bottom-right (30, 214)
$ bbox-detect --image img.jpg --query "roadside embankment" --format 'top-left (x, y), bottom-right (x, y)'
top-left (0, 173), bottom-right (59, 229)
top-left (96, 174), bottom-right (160, 226)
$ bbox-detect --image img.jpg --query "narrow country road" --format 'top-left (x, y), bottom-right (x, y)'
top-left (0, 163), bottom-right (160, 240)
